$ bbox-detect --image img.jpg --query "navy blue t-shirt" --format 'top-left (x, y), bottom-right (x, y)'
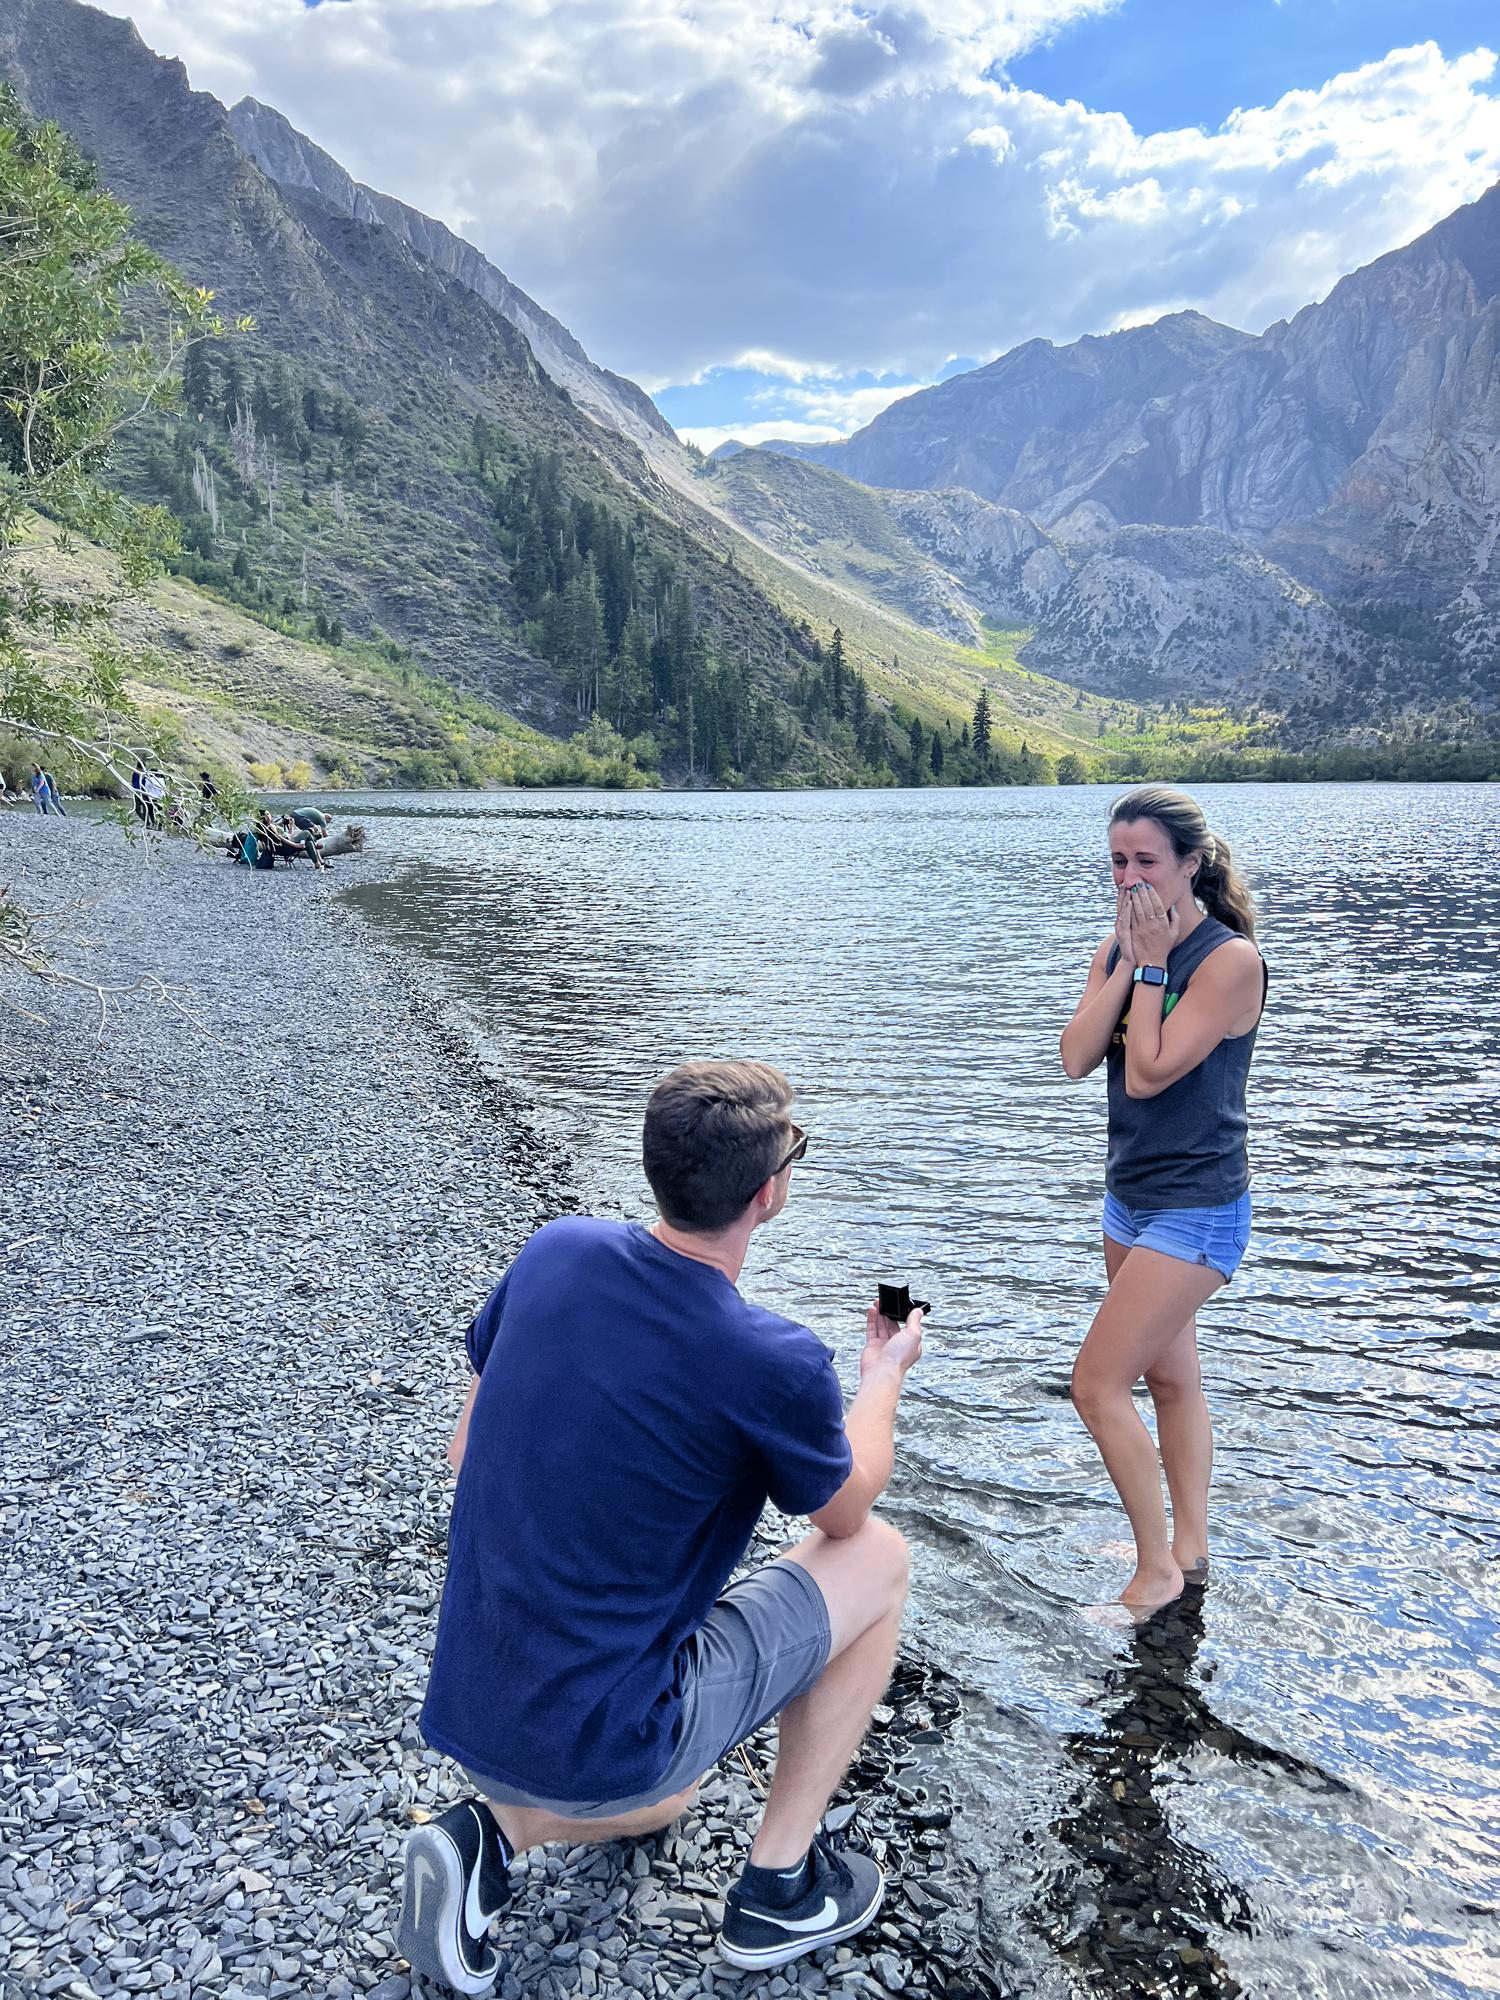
top-left (420, 1218), bottom-right (853, 1803)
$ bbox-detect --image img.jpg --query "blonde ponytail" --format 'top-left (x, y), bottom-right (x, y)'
top-left (1193, 829), bottom-right (1256, 939)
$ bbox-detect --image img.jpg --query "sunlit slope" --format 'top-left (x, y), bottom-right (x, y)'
top-left (713, 516), bottom-right (1124, 755)
top-left (18, 518), bottom-right (580, 787)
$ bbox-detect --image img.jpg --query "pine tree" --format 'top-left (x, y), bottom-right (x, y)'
top-left (190, 449), bottom-right (219, 534)
top-left (973, 687), bottom-right (992, 763)
top-left (219, 354), bottom-right (245, 428)
top-left (181, 340), bottom-right (216, 418)
top-left (828, 626), bottom-right (848, 720)
top-left (563, 559), bottom-right (606, 715)
top-left (667, 581), bottom-right (695, 701)
top-left (514, 518), bottom-right (550, 609)
top-left (228, 400), bottom-right (260, 488)
top-left (616, 610), bottom-right (652, 734)
top-left (907, 715), bottom-right (925, 785)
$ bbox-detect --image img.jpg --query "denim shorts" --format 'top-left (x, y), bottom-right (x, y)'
top-left (1103, 1190), bottom-right (1252, 1283)
top-left (464, 1557), bottom-right (831, 1818)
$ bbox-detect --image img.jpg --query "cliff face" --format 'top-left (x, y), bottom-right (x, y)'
top-left (227, 98), bottom-right (676, 453)
top-left (700, 452), bottom-right (1381, 724)
top-left (741, 182), bottom-right (1500, 718)
top-left (1143, 185), bottom-right (1500, 611)
top-left (0, 0), bottom-right (558, 714)
top-left (801, 314), bottom-right (1256, 517)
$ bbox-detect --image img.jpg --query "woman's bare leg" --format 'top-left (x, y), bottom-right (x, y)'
top-left (1073, 1244), bottom-right (1222, 1609)
top-left (1145, 1320), bottom-right (1213, 1572)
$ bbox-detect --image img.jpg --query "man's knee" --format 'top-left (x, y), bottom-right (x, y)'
top-left (789, 1514), bottom-right (909, 1643)
top-left (857, 1515), bottom-right (910, 1599)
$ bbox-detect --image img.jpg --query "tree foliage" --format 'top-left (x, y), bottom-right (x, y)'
top-left (0, 84), bottom-right (243, 790)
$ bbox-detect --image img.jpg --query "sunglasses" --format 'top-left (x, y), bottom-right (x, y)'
top-left (772, 1124), bottom-right (809, 1176)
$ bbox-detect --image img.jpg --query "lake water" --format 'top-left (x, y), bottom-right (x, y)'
top-left (343, 782), bottom-right (1500, 2000)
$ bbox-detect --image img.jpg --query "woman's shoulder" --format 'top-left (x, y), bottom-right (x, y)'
top-left (1187, 926), bottom-right (1264, 989)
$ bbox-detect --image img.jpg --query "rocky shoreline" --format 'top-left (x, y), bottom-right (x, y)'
top-left (0, 817), bottom-right (995, 2000)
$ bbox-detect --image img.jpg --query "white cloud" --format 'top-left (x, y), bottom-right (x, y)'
top-left (770, 380), bottom-right (932, 429)
top-left (86, 7), bottom-right (1500, 408)
top-left (638, 345), bottom-right (869, 393)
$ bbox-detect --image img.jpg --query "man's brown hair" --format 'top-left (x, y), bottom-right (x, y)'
top-left (643, 1061), bottom-right (796, 1233)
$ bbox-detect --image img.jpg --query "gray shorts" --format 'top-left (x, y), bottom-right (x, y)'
top-left (463, 1556), bottom-right (832, 1818)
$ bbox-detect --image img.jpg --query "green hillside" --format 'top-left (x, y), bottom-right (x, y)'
top-left (5, 516), bottom-right (652, 794)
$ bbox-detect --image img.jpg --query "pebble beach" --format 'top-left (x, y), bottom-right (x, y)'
top-left (0, 816), bottom-right (989, 2000)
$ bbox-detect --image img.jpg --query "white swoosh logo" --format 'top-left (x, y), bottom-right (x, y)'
top-left (463, 1809), bottom-right (505, 1936)
top-left (753, 1896), bottom-right (839, 1934)
top-left (412, 1855), bottom-right (439, 1929)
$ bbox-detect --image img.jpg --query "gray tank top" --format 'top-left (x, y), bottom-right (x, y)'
top-left (1104, 917), bottom-right (1266, 1208)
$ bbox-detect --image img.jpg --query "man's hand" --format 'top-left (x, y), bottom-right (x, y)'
top-left (861, 1302), bottom-right (923, 1385)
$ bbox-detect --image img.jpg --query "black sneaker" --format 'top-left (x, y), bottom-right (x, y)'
top-left (396, 1798), bottom-right (513, 1995)
top-left (719, 1831), bottom-right (886, 1971)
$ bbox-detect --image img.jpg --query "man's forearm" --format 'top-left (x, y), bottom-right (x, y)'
top-left (842, 1364), bottom-right (903, 1508)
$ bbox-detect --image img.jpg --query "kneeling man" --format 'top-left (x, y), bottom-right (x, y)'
top-left (399, 1060), bottom-right (923, 1992)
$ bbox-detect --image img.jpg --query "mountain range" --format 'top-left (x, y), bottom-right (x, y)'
top-left (4, 0), bottom-right (1497, 783)
top-left (744, 184), bottom-right (1500, 721)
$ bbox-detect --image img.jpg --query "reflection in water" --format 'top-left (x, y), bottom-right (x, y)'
top-left (343, 781), bottom-right (1500, 1999)
top-left (1039, 1583), bottom-right (1347, 1997)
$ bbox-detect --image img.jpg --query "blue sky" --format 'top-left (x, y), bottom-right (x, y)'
top-left (1007, 1), bottom-right (1498, 134)
top-left (100, 2), bottom-right (1500, 450)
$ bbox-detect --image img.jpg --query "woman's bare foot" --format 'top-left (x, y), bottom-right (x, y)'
top-left (1119, 1562), bottom-right (1185, 1612)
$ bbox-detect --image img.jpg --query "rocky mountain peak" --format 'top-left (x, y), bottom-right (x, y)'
top-left (225, 97), bottom-right (676, 453)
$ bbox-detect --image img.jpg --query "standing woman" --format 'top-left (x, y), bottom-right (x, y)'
top-left (1060, 787), bottom-right (1266, 1612)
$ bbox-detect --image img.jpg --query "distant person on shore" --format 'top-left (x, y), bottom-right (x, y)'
top-left (280, 810), bottom-right (329, 870)
top-left (1059, 785), bottom-right (1266, 1613)
top-left (30, 763), bottom-right (66, 816)
top-left (131, 760), bottom-right (150, 821)
top-left (137, 766), bottom-right (165, 828)
top-left (399, 1060), bottom-right (923, 1994)
top-left (252, 808), bottom-right (293, 865)
top-left (291, 805), bottom-right (331, 865)
top-left (199, 770), bottom-right (218, 806)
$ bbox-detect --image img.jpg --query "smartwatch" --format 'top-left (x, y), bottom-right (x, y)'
top-left (1133, 964), bottom-right (1168, 987)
